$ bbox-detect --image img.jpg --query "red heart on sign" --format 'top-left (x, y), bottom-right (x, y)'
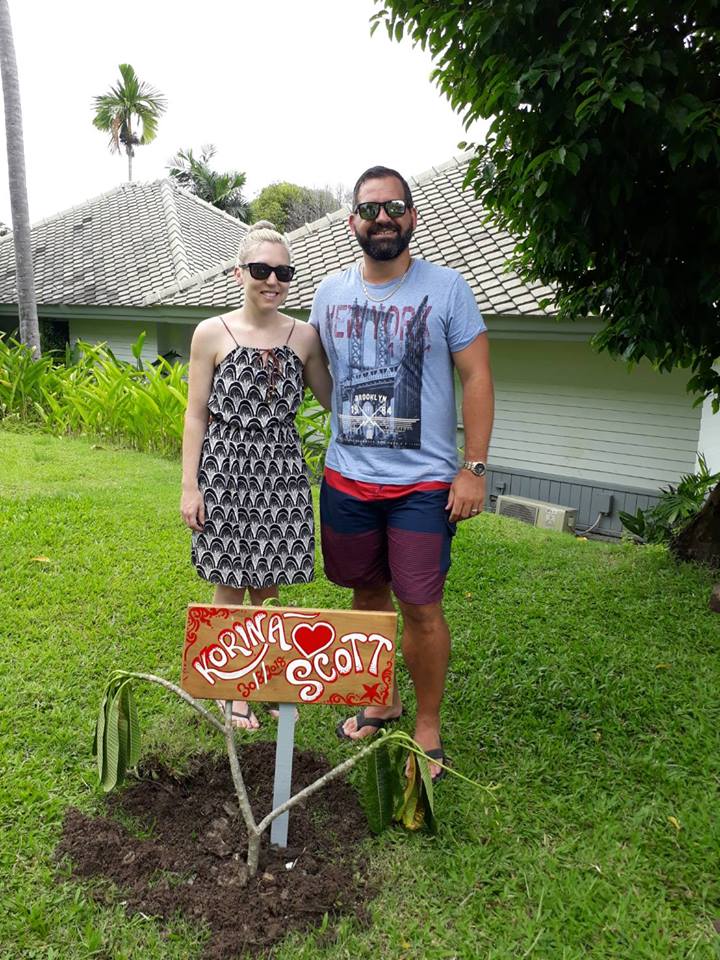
top-left (292, 622), bottom-right (335, 659)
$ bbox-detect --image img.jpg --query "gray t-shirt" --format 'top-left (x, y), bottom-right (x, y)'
top-left (309, 258), bottom-right (486, 484)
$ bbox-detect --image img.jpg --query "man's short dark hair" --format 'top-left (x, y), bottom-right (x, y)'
top-left (352, 166), bottom-right (414, 209)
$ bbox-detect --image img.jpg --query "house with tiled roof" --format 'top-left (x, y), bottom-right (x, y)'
top-left (0, 179), bottom-right (247, 362)
top-left (0, 158), bottom-right (717, 536)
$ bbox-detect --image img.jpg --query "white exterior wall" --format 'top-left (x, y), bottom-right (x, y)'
top-left (486, 340), bottom-right (701, 489)
top-left (69, 318), bottom-right (158, 364)
top-left (697, 393), bottom-right (720, 473)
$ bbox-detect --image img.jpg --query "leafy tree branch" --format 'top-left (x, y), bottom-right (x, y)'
top-left (373, 1), bottom-right (720, 405)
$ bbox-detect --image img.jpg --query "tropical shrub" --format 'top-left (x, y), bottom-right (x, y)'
top-left (0, 335), bottom-right (59, 420)
top-left (620, 456), bottom-right (720, 544)
top-left (295, 395), bottom-right (331, 479)
top-left (0, 333), bottom-right (330, 471)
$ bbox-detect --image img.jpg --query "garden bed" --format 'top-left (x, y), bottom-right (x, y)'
top-left (57, 742), bottom-right (374, 960)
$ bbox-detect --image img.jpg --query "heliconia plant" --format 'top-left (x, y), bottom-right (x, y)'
top-left (362, 738), bottom-right (482, 835)
top-left (0, 333), bottom-right (330, 473)
top-left (370, 748), bottom-right (438, 834)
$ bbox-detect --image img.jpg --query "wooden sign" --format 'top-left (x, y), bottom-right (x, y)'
top-left (181, 604), bottom-right (397, 707)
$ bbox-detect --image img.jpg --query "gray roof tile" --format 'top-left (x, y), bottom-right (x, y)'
top-left (0, 157), bottom-right (555, 319)
top-left (0, 180), bottom-right (247, 308)
top-left (156, 155), bottom-right (555, 316)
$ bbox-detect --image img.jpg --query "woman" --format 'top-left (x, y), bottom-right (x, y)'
top-left (180, 221), bottom-right (331, 728)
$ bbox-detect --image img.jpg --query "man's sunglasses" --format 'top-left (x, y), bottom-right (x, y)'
top-left (354, 199), bottom-right (410, 221)
top-left (239, 262), bottom-right (296, 282)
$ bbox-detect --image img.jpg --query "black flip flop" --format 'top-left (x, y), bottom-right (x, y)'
top-left (223, 701), bottom-right (259, 729)
top-left (335, 707), bottom-right (402, 742)
top-left (424, 744), bottom-right (449, 783)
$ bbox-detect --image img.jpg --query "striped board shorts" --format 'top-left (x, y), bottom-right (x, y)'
top-left (319, 474), bottom-right (457, 605)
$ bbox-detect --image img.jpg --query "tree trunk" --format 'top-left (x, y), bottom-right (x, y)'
top-left (127, 145), bottom-right (132, 182)
top-left (670, 480), bottom-right (720, 568)
top-left (0, 0), bottom-right (38, 356)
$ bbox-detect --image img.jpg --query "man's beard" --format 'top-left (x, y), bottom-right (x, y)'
top-left (355, 223), bottom-right (414, 261)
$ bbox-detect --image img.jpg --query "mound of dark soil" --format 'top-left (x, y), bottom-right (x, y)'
top-left (57, 742), bottom-right (374, 959)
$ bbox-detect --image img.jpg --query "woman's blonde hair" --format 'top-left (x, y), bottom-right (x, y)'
top-left (235, 220), bottom-right (291, 268)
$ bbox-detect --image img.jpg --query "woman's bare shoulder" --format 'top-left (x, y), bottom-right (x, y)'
top-left (286, 316), bottom-right (320, 345)
top-left (193, 314), bottom-right (231, 343)
top-left (286, 317), bottom-right (321, 363)
top-left (191, 316), bottom-right (233, 365)
top-left (194, 315), bottom-right (219, 334)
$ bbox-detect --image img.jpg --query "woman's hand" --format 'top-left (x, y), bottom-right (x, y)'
top-left (181, 486), bottom-right (205, 531)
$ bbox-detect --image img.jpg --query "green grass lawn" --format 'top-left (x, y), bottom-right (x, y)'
top-left (1, 428), bottom-right (719, 960)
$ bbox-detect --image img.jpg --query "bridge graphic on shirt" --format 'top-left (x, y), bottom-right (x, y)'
top-left (325, 296), bottom-right (429, 450)
top-left (338, 412), bottom-right (418, 438)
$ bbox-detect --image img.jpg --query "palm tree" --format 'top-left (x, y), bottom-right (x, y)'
top-left (93, 64), bottom-right (166, 181)
top-left (167, 145), bottom-right (249, 220)
top-left (0, 0), bottom-right (39, 355)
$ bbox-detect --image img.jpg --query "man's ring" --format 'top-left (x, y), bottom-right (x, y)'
top-left (471, 508), bottom-right (479, 514)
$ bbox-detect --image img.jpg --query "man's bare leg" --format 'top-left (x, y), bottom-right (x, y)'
top-left (337, 584), bottom-right (403, 739)
top-left (213, 583), bottom-right (279, 729)
top-left (397, 599), bottom-right (450, 780)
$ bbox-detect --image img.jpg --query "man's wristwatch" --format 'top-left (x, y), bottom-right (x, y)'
top-left (462, 459), bottom-right (487, 477)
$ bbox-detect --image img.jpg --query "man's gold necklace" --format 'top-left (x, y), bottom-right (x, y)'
top-left (359, 259), bottom-right (414, 303)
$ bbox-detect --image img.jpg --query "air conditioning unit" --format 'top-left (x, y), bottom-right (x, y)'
top-left (495, 494), bottom-right (577, 533)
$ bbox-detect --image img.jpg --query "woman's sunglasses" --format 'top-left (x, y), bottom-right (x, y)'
top-left (239, 262), bottom-right (296, 282)
top-left (354, 199), bottom-right (409, 221)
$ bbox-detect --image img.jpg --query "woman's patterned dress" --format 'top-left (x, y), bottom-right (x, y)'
top-left (191, 323), bottom-right (314, 588)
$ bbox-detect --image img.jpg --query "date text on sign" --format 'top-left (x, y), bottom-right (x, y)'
top-left (182, 605), bottom-right (397, 707)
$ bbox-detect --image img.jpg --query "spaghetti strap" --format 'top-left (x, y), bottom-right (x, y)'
top-left (284, 318), bottom-right (296, 346)
top-left (219, 315), bottom-right (240, 347)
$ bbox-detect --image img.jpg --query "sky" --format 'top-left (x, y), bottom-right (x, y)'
top-left (0, 0), bottom-right (488, 225)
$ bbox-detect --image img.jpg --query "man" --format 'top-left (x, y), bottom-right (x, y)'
top-left (309, 165), bottom-right (494, 780)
